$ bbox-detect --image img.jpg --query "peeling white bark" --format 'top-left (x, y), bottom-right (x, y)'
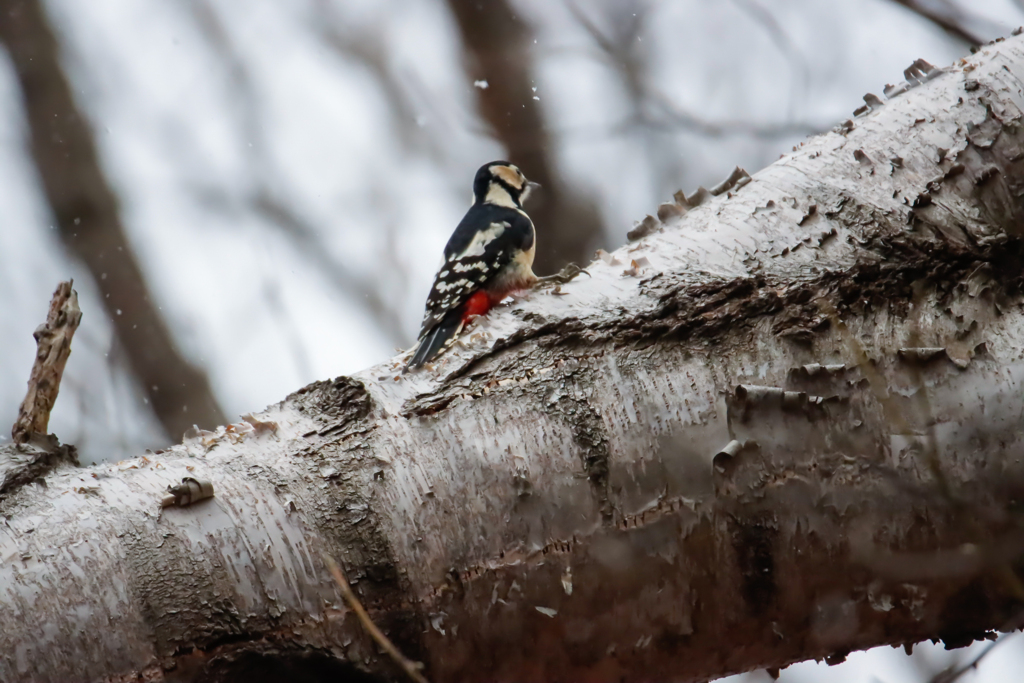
top-left (5, 36), bottom-right (1024, 683)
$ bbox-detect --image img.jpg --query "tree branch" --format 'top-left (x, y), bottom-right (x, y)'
top-left (889, 0), bottom-right (987, 46)
top-left (325, 555), bottom-right (431, 683)
top-left (6, 32), bottom-right (1024, 683)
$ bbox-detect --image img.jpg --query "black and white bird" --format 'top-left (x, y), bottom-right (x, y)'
top-left (406, 161), bottom-right (542, 370)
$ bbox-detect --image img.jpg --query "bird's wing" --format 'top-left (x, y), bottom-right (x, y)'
top-left (416, 210), bottom-right (526, 339)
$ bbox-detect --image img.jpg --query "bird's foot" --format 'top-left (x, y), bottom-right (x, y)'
top-left (534, 263), bottom-right (589, 288)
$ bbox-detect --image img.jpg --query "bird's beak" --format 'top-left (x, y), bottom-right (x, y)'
top-left (522, 180), bottom-right (542, 203)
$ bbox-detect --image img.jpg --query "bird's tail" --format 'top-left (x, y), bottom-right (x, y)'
top-left (406, 310), bottom-right (464, 370)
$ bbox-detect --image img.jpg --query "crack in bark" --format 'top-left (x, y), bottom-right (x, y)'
top-left (0, 439), bottom-right (78, 499)
top-left (628, 236), bottom-right (1024, 349)
top-left (548, 364), bottom-right (615, 524)
top-left (729, 513), bottom-right (779, 617)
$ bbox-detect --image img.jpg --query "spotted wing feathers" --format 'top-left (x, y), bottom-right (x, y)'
top-left (416, 220), bottom-right (514, 338)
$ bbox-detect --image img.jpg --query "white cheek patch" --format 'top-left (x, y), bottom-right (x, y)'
top-left (455, 221), bottom-right (507, 260)
top-left (485, 185), bottom-right (516, 208)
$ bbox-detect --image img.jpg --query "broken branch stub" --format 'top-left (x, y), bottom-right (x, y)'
top-left (11, 281), bottom-right (82, 444)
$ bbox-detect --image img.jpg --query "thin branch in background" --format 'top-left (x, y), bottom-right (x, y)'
top-left (0, 0), bottom-right (228, 440)
top-left (447, 0), bottom-right (606, 272)
top-left (563, 1), bottom-right (661, 154)
top-left (728, 0), bottom-right (809, 119)
top-left (251, 193), bottom-right (408, 345)
top-left (564, 0), bottom-right (703, 212)
top-left (640, 92), bottom-right (826, 139)
top-left (931, 612), bottom-right (1024, 683)
top-left (311, 8), bottom-right (467, 303)
top-left (181, 182), bottom-right (408, 347)
top-left (888, 0), bottom-right (987, 46)
top-left (311, 7), bottom-right (430, 155)
top-left (564, 0), bottom-right (826, 141)
top-left (188, 0), bottom-right (261, 149)
top-left (324, 555), bottom-right (430, 683)
top-left (313, 0), bottom-right (491, 198)
top-left (260, 278), bottom-right (314, 384)
top-left (189, 0), bottom-right (408, 348)
top-left (562, 0), bottom-right (826, 211)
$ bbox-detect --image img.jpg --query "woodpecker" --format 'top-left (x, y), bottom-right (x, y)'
top-left (407, 161), bottom-right (541, 370)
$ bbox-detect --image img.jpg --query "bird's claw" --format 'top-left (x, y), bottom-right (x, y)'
top-left (535, 263), bottom-right (589, 288)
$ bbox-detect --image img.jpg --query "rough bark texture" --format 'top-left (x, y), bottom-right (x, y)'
top-left (447, 0), bottom-right (606, 273)
top-left (0, 435), bottom-right (78, 497)
top-left (0, 0), bottom-right (227, 440)
top-left (5, 34), bottom-right (1024, 683)
top-left (11, 280), bottom-right (81, 443)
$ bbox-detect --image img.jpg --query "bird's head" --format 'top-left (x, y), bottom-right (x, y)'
top-left (473, 161), bottom-right (540, 209)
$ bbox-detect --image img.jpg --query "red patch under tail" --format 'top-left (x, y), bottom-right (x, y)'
top-left (461, 290), bottom-right (494, 324)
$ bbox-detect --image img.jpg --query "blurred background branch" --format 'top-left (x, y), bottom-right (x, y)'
top-left (564, 0), bottom-right (827, 139)
top-left (447, 0), bottom-right (605, 272)
top-left (888, 0), bottom-right (988, 46)
top-left (187, 0), bottom-right (408, 345)
top-left (0, 0), bottom-right (226, 441)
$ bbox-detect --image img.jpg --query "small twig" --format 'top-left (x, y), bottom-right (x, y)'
top-left (324, 555), bottom-right (430, 683)
top-left (931, 608), bottom-right (1024, 683)
top-left (888, 0), bottom-right (987, 47)
top-left (11, 280), bottom-right (82, 443)
top-left (932, 638), bottom-right (1001, 683)
top-left (729, 0), bottom-right (808, 119)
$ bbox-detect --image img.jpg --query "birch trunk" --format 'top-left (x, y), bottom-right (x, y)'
top-left (5, 35), bottom-right (1024, 683)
